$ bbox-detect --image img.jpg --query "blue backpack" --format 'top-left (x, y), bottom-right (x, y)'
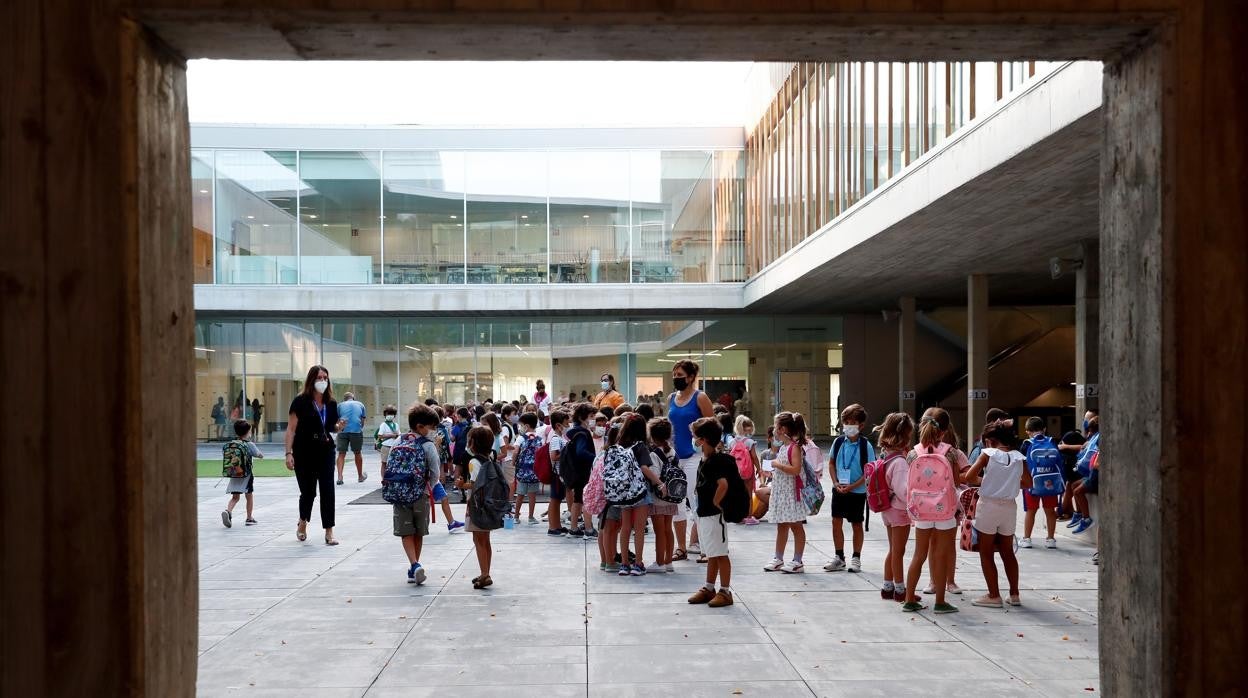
top-left (1076, 432), bottom-right (1100, 479)
top-left (382, 433), bottom-right (431, 505)
top-left (515, 432), bottom-right (541, 484)
top-left (1026, 434), bottom-right (1065, 497)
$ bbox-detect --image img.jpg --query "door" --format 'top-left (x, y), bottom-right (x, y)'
top-left (776, 368), bottom-right (834, 436)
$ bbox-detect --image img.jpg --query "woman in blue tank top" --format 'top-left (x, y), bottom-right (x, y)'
top-left (667, 360), bottom-right (714, 560)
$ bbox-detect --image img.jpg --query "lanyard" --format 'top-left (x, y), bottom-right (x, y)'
top-left (316, 402), bottom-right (327, 427)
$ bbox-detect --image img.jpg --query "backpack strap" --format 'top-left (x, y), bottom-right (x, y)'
top-left (831, 436), bottom-right (844, 464)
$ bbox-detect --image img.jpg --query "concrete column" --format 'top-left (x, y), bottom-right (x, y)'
top-left (966, 275), bottom-right (990, 444)
top-left (1, 12), bottom-right (197, 695)
top-left (1075, 241), bottom-right (1100, 417)
top-left (898, 297), bottom-right (917, 416)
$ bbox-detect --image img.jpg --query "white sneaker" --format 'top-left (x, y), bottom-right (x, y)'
top-left (1019, 538), bottom-right (1033, 549)
top-left (528, 516), bottom-right (539, 525)
top-left (922, 583), bottom-right (936, 595)
top-left (763, 557), bottom-right (785, 572)
top-left (849, 557), bottom-right (862, 573)
top-left (1044, 538), bottom-right (1057, 549)
top-left (946, 582), bottom-right (963, 595)
top-left (823, 557), bottom-right (846, 572)
top-left (781, 561), bottom-right (805, 574)
top-left (664, 563), bottom-right (675, 573)
top-left (688, 543), bottom-right (701, 555)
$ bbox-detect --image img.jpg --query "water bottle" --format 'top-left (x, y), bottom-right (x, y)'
top-left (503, 514), bottom-right (514, 530)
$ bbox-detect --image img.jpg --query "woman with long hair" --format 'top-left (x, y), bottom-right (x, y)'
top-left (284, 365), bottom-right (344, 545)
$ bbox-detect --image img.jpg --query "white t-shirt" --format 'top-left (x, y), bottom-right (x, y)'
top-left (378, 420), bottom-right (401, 448)
top-left (978, 447), bottom-right (1026, 500)
top-left (547, 432), bottom-right (566, 456)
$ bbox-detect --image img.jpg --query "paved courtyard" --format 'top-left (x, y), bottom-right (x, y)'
top-left (197, 476), bottom-right (1100, 697)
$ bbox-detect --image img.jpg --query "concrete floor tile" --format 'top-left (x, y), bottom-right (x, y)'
top-left (588, 681), bottom-right (814, 697)
top-left (587, 644), bottom-right (800, 684)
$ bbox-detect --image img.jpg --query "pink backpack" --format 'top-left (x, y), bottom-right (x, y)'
top-left (865, 454), bottom-right (903, 513)
top-left (907, 443), bottom-right (957, 521)
top-left (583, 452), bottom-right (607, 516)
top-left (729, 438), bottom-right (755, 480)
top-left (803, 441), bottom-right (825, 475)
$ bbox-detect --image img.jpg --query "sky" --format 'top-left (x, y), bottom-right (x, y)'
top-left (188, 61), bottom-right (755, 128)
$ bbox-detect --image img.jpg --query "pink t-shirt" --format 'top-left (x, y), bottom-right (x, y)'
top-left (884, 452), bottom-right (909, 511)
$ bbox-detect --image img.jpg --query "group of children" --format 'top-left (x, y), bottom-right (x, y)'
top-left (218, 375), bottom-right (1103, 612)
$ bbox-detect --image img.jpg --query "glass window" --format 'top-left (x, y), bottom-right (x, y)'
top-left (242, 319), bottom-right (323, 444)
top-left (628, 320), bottom-right (703, 412)
top-left (551, 320), bottom-right (630, 405)
top-left (383, 151), bottom-right (466, 284)
top-left (191, 150), bottom-right (214, 284)
top-left (714, 150), bottom-right (746, 282)
top-left (194, 320), bottom-right (244, 443)
top-left (299, 151), bottom-right (382, 284)
top-left (549, 151), bottom-right (630, 283)
top-left (631, 151), bottom-right (713, 283)
top-left (213, 150), bottom-right (298, 284)
top-left (477, 321), bottom-right (553, 403)
top-left (465, 151), bottom-right (547, 284)
top-left (399, 320), bottom-right (476, 406)
top-left (322, 320), bottom-right (398, 432)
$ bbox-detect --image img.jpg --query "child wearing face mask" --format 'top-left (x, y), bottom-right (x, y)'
top-left (825, 404), bottom-right (876, 573)
top-left (376, 405), bottom-right (401, 481)
top-left (764, 412), bottom-right (810, 574)
top-left (512, 413), bottom-right (543, 524)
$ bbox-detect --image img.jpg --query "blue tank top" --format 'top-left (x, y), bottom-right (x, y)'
top-left (668, 390), bottom-right (703, 460)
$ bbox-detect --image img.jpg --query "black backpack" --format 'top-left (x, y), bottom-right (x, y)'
top-left (718, 455), bottom-right (751, 524)
top-left (559, 427), bottom-right (592, 488)
top-left (650, 446), bottom-right (687, 504)
top-left (469, 456), bottom-right (511, 530)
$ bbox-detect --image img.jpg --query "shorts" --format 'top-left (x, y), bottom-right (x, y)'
top-left (697, 513), bottom-right (729, 558)
top-left (516, 481), bottom-right (541, 496)
top-left (432, 481), bottom-right (448, 503)
top-left (881, 508), bottom-right (910, 527)
top-left (226, 475), bottom-right (254, 495)
top-left (502, 462), bottom-right (516, 487)
top-left (830, 491), bottom-right (867, 523)
top-left (549, 478), bottom-right (566, 501)
top-left (379, 445), bottom-right (391, 464)
top-left (1023, 491), bottom-right (1059, 511)
top-left (650, 499), bottom-right (679, 517)
top-left (392, 497), bottom-right (430, 537)
top-left (973, 497), bottom-right (1018, 537)
top-left (914, 518), bottom-right (957, 530)
top-left (336, 432), bottom-right (364, 454)
top-left (674, 455), bottom-right (700, 523)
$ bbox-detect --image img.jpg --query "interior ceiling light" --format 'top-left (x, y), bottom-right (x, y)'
top-left (198, 189), bottom-right (208, 194)
top-left (404, 345), bottom-right (421, 352)
top-left (521, 215), bottom-right (528, 219)
top-left (722, 343), bottom-right (737, 350)
top-left (308, 214), bottom-right (318, 219)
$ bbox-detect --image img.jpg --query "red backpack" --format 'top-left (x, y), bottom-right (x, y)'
top-left (729, 438), bottom-right (755, 480)
top-left (533, 429), bottom-right (555, 484)
top-left (865, 453), bottom-right (903, 513)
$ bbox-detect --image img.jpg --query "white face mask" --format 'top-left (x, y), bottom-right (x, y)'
top-left (385, 415), bottom-right (395, 423)
top-left (314, 380), bottom-right (328, 394)
top-left (844, 425), bottom-right (860, 438)
top-left (594, 425), bottom-right (606, 438)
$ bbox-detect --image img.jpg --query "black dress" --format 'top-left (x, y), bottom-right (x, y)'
top-left (289, 394), bottom-right (339, 528)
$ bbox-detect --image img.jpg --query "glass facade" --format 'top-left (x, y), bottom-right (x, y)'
top-left (194, 315), bottom-right (843, 444)
top-left (193, 147), bottom-right (744, 285)
top-left (745, 60), bottom-right (1060, 274)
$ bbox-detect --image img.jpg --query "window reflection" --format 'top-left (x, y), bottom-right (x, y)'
top-left (299, 151), bottom-right (382, 284)
top-left (213, 150), bottom-right (299, 284)
top-left (549, 151), bottom-right (630, 283)
top-left (383, 151), bottom-right (465, 284)
top-left (465, 151), bottom-right (547, 284)
top-left (631, 151), bottom-right (713, 283)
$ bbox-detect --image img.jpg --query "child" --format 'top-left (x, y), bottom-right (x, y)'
top-left (597, 420), bottom-right (624, 571)
top-left (966, 419), bottom-right (1030, 608)
top-left (375, 404), bottom-right (400, 481)
top-left (545, 410), bottom-right (571, 537)
top-left (456, 425), bottom-right (502, 589)
top-left (512, 412), bottom-right (543, 524)
top-left (825, 404), bottom-right (876, 573)
top-left (921, 408), bottom-right (971, 596)
top-left (874, 412), bottom-right (914, 602)
top-left (903, 407), bottom-right (962, 614)
top-left (389, 404), bottom-right (442, 585)
top-left (1020, 416), bottom-right (1060, 549)
top-left (221, 419), bottom-right (263, 528)
top-left (614, 414), bottom-right (667, 576)
top-left (763, 412), bottom-right (809, 574)
top-left (686, 417), bottom-right (737, 608)
top-left (730, 415), bottom-right (762, 525)
top-left (647, 417), bottom-right (678, 573)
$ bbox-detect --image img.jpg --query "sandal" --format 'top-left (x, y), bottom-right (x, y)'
top-left (672, 549), bottom-right (688, 561)
top-left (473, 575), bottom-right (493, 589)
top-left (296, 521), bottom-right (307, 542)
top-left (324, 533), bottom-right (339, 546)
top-left (696, 554), bottom-right (708, 564)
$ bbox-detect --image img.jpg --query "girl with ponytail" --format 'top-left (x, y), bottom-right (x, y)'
top-left (902, 407), bottom-right (965, 614)
top-left (762, 412), bottom-right (811, 574)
